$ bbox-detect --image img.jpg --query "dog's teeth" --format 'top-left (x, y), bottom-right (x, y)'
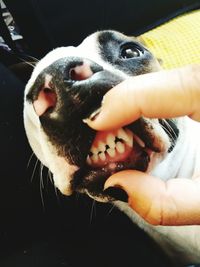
top-left (98, 141), bottom-right (106, 152)
top-left (91, 154), bottom-right (98, 163)
top-left (107, 148), bottom-right (116, 158)
top-left (125, 130), bottom-right (133, 147)
top-left (117, 128), bottom-right (128, 141)
top-left (99, 152), bottom-right (106, 161)
top-left (91, 146), bottom-right (98, 155)
top-left (117, 128), bottom-right (133, 147)
top-left (116, 142), bottom-right (125, 153)
top-left (106, 134), bottom-right (115, 149)
top-left (86, 156), bottom-right (92, 165)
top-left (133, 133), bottom-right (145, 148)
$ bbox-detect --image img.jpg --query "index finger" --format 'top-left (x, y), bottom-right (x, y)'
top-left (84, 65), bottom-right (200, 131)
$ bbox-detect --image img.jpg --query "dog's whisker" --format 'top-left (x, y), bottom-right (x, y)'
top-left (107, 203), bottom-right (115, 216)
top-left (18, 53), bottom-right (39, 63)
top-left (40, 163), bottom-right (45, 189)
top-left (18, 57), bottom-right (37, 67)
top-left (75, 192), bottom-right (80, 201)
top-left (48, 170), bottom-right (53, 184)
top-left (163, 119), bottom-right (177, 137)
top-left (27, 152), bottom-right (35, 169)
top-left (53, 181), bottom-right (60, 201)
top-left (39, 163), bottom-right (45, 208)
top-left (39, 184), bottom-right (45, 209)
top-left (47, 170), bottom-right (60, 201)
top-left (162, 119), bottom-right (178, 139)
top-left (30, 158), bottom-right (39, 182)
top-left (23, 54), bottom-right (39, 62)
top-left (162, 125), bottom-right (176, 143)
top-left (160, 119), bottom-right (177, 144)
top-left (90, 199), bottom-right (96, 224)
top-left (54, 186), bottom-right (60, 201)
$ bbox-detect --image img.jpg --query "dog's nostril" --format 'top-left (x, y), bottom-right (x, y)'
top-left (69, 62), bottom-right (94, 81)
top-left (33, 87), bottom-right (57, 116)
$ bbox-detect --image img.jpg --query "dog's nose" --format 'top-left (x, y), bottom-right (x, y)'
top-left (68, 61), bottom-right (94, 81)
top-left (33, 58), bottom-right (104, 117)
top-left (65, 59), bottom-right (104, 82)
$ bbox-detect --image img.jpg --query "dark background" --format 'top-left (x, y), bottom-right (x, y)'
top-left (4, 0), bottom-right (200, 58)
top-left (0, 1), bottom-right (200, 266)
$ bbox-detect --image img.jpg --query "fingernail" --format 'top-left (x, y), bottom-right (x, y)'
top-left (104, 186), bottom-right (128, 202)
top-left (83, 107), bottom-right (101, 124)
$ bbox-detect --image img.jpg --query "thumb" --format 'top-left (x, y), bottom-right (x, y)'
top-left (84, 65), bottom-right (200, 131)
top-left (104, 170), bottom-right (200, 226)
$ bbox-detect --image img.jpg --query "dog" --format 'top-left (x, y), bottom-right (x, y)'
top-left (24, 30), bottom-right (200, 266)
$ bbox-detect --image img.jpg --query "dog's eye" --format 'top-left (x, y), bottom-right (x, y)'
top-left (120, 44), bottom-right (143, 59)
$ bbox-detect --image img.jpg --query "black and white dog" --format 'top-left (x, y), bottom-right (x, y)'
top-left (24, 30), bottom-right (200, 265)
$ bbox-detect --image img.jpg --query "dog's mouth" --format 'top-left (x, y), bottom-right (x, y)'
top-left (86, 126), bottom-right (151, 171)
top-left (72, 119), bottom-right (164, 202)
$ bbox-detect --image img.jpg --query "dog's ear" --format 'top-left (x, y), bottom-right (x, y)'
top-left (135, 36), bottom-right (163, 66)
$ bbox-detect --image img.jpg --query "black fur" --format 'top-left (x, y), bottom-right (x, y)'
top-left (98, 31), bottom-right (155, 75)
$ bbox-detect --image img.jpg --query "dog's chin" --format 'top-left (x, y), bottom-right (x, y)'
top-left (72, 119), bottom-right (170, 203)
top-left (73, 151), bottom-right (150, 203)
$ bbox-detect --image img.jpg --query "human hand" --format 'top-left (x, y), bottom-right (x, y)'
top-left (84, 65), bottom-right (200, 129)
top-left (84, 64), bottom-right (200, 226)
top-left (104, 171), bottom-right (200, 226)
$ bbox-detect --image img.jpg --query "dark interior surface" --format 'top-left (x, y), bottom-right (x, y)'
top-left (0, 1), bottom-right (200, 266)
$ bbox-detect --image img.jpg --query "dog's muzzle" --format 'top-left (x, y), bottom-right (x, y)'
top-left (32, 58), bottom-right (105, 117)
top-left (27, 57), bottom-right (125, 166)
top-left (26, 56), bottom-right (179, 201)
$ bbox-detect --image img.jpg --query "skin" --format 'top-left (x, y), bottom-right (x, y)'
top-left (84, 64), bottom-right (200, 226)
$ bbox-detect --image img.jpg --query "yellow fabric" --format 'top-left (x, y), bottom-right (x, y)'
top-left (140, 9), bottom-right (200, 69)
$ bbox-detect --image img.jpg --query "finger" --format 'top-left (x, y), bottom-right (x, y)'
top-left (104, 170), bottom-right (200, 226)
top-left (84, 65), bottom-right (200, 131)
